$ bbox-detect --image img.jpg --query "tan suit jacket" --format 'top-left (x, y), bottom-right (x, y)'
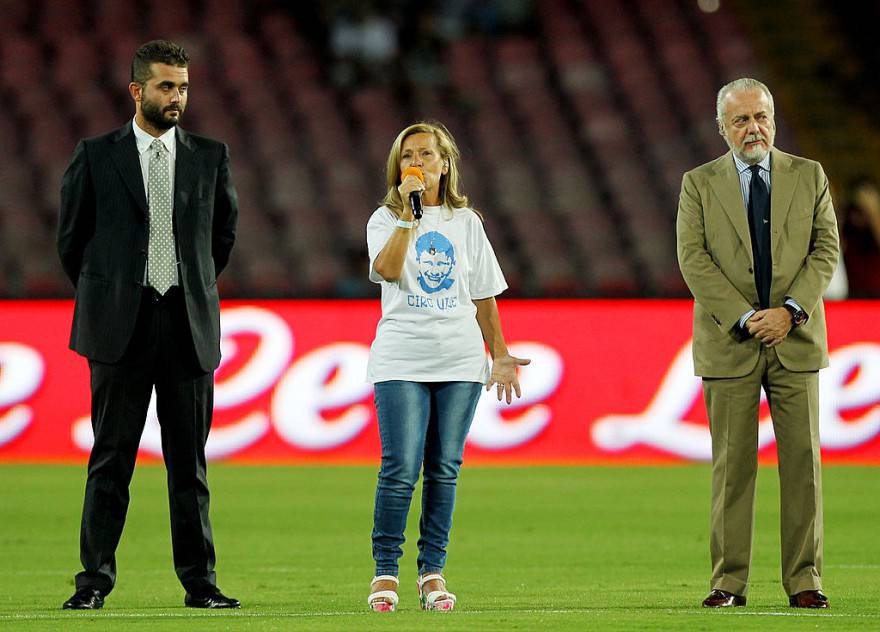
top-left (677, 148), bottom-right (839, 378)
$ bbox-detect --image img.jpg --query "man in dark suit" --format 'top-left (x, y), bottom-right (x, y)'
top-left (57, 40), bottom-right (240, 610)
top-left (677, 78), bottom-right (838, 610)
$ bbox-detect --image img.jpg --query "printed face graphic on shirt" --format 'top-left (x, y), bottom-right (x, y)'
top-left (415, 231), bottom-right (456, 293)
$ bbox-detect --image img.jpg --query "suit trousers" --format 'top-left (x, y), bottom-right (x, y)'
top-left (75, 286), bottom-right (217, 594)
top-left (702, 345), bottom-right (823, 597)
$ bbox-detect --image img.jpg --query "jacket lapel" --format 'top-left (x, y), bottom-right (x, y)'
top-left (109, 122), bottom-right (148, 215)
top-left (769, 148), bottom-right (797, 256)
top-left (708, 152), bottom-right (753, 264)
top-left (174, 127), bottom-right (196, 218)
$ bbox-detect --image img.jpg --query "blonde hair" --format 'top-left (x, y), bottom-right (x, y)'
top-left (381, 121), bottom-right (476, 217)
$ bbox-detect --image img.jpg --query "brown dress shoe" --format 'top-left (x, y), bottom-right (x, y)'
top-left (789, 590), bottom-right (829, 609)
top-left (702, 589), bottom-right (746, 607)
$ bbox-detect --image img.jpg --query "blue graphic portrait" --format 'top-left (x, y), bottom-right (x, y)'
top-left (415, 231), bottom-right (456, 294)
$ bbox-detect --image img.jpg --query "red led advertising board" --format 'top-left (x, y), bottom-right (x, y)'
top-left (1, 300), bottom-right (878, 463)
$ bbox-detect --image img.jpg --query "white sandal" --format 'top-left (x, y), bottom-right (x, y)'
top-left (368, 575), bottom-right (399, 612)
top-left (418, 573), bottom-right (456, 611)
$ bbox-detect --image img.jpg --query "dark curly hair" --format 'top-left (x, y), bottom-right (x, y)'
top-left (131, 40), bottom-right (189, 85)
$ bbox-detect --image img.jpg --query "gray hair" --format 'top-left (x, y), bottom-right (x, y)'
top-left (716, 78), bottom-right (774, 128)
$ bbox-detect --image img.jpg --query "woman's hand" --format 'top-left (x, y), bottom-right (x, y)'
top-left (486, 354), bottom-right (531, 404)
top-left (397, 175), bottom-right (424, 219)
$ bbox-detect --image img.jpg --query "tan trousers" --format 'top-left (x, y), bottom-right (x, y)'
top-left (702, 345), bottom-right (823, 597)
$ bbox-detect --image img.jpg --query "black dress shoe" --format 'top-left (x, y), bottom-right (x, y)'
top-left (62, 587), bottom-right (105, 610)
top-left (702, 589), bottom-right (746, 607)
top-left (789, 590), bottom-right (829, 609)
top-left (184, 587), bottom-right (241, 609)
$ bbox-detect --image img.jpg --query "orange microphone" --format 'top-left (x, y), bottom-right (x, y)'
top-left (401, 166), bottom-right (425, 219)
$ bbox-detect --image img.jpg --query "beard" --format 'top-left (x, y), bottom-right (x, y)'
top-left (739, 139), bottom-right (769, 163)
top-left (141, 97), bottom-right (184, 130)
top-left (727, 131), bottom-right (774, 165)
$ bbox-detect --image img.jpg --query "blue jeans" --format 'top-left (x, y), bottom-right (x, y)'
top-left (371, 380), bottom-right (482, 576)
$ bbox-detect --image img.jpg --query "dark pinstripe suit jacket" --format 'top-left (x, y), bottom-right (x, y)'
top-left (57, 122), bottom-right (238, 372)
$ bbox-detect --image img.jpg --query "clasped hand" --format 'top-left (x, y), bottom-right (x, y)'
top-left (486, 355), bottom-right (531, 404)
top-left (746, 307), bottom-right (791, 347)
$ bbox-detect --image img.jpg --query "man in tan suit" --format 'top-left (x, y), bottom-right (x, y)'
top-left (677, 78), bottom-right (839, 609)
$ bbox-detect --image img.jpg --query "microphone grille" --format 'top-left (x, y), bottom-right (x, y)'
top-left (401, 166), bottom-right (425, 182)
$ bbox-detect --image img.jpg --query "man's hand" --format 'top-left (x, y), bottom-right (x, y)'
top-left (746, 307), bottom-right (791, 347)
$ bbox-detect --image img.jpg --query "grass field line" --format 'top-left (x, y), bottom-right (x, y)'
top-left (684, 610), bottom-right (880, 618)
top-left (714, 611), bottom-right (880, 618)
top-left (0, 612), bottom-right (360, 621)
top-left (2, 608), bottom-right (879, 621)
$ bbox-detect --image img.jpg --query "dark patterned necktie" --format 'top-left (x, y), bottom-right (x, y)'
top-left (148, 139), bottom-right (176, 294)
top-left (747, 164), bottom-right (771, 309)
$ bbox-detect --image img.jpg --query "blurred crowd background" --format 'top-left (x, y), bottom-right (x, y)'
top-left (0, 0), bottom-right (878, 300)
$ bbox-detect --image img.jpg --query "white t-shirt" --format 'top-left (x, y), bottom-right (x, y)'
top-left (366, 204), bottom-right (508, 383)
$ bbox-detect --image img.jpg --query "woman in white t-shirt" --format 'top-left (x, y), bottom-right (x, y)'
top-left (365, 122), bottom-right (529, 612)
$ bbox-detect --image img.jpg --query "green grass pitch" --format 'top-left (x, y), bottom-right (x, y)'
top-left (0, 463), bottom-right (877, 630)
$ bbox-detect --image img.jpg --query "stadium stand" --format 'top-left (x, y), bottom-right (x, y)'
top-left (0, 0), bottom-right (874, 298)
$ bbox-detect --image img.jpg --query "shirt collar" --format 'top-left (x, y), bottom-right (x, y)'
top-left (132, 118), bottom-right (176, 155)
top-left (733, 150), bottom-right (771, 176)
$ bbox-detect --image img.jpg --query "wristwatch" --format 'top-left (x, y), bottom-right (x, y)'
top-left (783, 303), bottom-right (807, 327)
